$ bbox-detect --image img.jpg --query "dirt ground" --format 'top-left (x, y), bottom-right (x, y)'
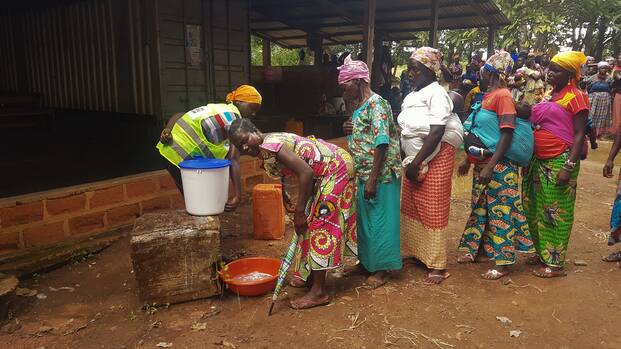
top-left (3, 143), bottom-right (621, 349)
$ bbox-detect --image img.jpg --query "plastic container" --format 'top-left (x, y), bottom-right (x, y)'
top-left (179, 157), bottom-right (230, 216)
top-left (219, 257), bottom-right (281, 296)
top-left (252, 184), bottom-right (285, 240)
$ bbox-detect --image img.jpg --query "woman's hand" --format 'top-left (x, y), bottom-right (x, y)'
top-left (604, 160), bottom-right (615, 178)
top-left (556, 168), bottom-right (571, 186)
top-left (478, 165), bottom-right (493, 185)
top-left (294, 210), bottom-right (308, 236)
top-left (160, 128), bottom-right (172, 144)
top-left (405, 163), bottom-right (420, 183)
top-left (343, 119), bottom-right (353, 136)
top-left (224, 196), bottom-right (240, 212)
top-left (458, 161), bottom-right (471, 176)
top-left (364, 177), bottom-right (377, 200)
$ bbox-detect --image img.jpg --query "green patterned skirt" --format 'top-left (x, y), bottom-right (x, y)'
top-left (522, 152), bottom-right (579, 268)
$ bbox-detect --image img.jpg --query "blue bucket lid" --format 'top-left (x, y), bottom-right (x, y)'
top-left (179, 156), bottom-right (230, 169)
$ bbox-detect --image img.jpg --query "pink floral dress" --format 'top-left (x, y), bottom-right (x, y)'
top-left (259, 133), bottom-right (357, 281)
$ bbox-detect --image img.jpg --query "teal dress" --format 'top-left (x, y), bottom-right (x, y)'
top-left (348, 94), bottom-right (402, 272)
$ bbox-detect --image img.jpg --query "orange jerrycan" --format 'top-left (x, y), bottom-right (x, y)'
top-left (252, 184), bottom-right (285, 240)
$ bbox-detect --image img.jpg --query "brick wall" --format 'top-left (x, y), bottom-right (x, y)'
top-left (0, 171), bottom-right (183, 258)
top-left (0, 137), bottom-right (347, 261)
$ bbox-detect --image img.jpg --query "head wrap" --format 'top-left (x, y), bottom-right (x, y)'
top-left (337, 54), bottom-right (370, 84)
top-left (597, 61), bottom-right (611, 69)
top-left (483, 50), bottom-right (513, 77)
top-left (410, 47), bottom-right (443, 74)
top-left (586, 56), bottom-right (595, 63)
top-left (226, 85), bottom-right (262, 104)
top-left (551, 51), bottom-right (587, 80)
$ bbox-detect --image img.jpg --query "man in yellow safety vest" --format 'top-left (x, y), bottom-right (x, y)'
top-left (157, 85), bottom-right (262, 212)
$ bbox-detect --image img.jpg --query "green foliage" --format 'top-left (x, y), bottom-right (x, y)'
top-left (252, 0), bottom-right (621, 67)
top-left (251, 35), bottom-right (314, 66)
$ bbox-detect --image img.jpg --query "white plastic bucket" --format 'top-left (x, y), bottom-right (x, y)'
top-left (179, 157), bottom-right (230, 216)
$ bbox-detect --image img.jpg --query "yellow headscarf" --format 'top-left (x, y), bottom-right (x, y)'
top-left (225, 85), bottom-right (262, 104)
top-left (551, 51), bottom-right (587, 81)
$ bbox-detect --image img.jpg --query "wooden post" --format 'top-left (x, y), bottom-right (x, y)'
top-left (487, 26), bottom-right (496, 58)
top-left (428, 0), bottom-right (439, 47)
top-left (363, 0), bottom-right (376, 70)
top-left (262, 38), bottom-right (271, 66)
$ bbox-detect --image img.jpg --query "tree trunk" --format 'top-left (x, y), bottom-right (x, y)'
top-left (594, 17), bottom-right (608, 61)
top-left (613, 30), bottom-right (621, 58)
top-left (583, 21), bottom-right (597, 56)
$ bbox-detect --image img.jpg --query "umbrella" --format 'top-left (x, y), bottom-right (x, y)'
top-left (268, 233), bottom-right (299, 316)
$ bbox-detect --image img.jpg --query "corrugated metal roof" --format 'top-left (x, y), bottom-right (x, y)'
top-left (251, 0), bottom-right (510, 48)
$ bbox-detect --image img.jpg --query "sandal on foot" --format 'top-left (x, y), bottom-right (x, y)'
top-left (289, 295), bottom-right (331, 310)
top-left (602, 251), bottom-right (621, 262)
top-left (423, 272), bottom-right (451, 284)
top-left (532, 267), bottom-right (566, 278)
top-left (457, 253), bottom-right (475, 264)
top-left (482, 269), bottom-right (509, 280)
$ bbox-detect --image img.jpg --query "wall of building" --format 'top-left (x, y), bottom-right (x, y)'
top-left (0, 0), bottom-right (250, 120)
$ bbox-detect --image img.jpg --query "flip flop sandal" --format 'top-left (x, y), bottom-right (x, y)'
top-left (532, 267), bottom-right (567, 278)
top-left (457, 253), bottom-right (475, 264)
top-left (602, 251), bottom-right (621, 262)
top-left (423, 272), bottom-right (451, 284)
top-left (481, 269), bottom-right (508, 280)
top-left (289, 295), bottom-right (331, 310)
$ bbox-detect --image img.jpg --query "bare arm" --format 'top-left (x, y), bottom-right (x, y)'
top-left (478, 128), bottom-right (513, 184)
top-left (604, 126), bottom-right (621, 177)
top-left (276, 147), bottom-right (314, 235)
top-left (224, 145), bottom-right (242, 211)
top-left (568, 111), bottom-right (587, 164)
top-left (160, 112), bottom-right (184, 143)
top-left (557, 110), bottom-right (587, 186)
top-left (166, 112), bottom-right (184, 129)
top-left (405, 125), bottom-right (444, 182)
top-left (364, 144), bottom-right (387, 199)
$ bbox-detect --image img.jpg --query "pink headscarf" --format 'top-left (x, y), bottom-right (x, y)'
top-left (337, 54), bottom-right (370, 84)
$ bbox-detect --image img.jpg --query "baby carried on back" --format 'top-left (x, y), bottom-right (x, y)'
top-left (463, 101), bottom-right (534, 167)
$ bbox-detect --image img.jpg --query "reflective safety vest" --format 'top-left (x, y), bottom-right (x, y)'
top-left (157, 103), bottom-right (241, 167)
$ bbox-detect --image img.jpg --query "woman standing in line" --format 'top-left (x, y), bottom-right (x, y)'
top-left (399, 47), bottom-right (464, 284)
top-left (522, 51), bottom-right (589, 278)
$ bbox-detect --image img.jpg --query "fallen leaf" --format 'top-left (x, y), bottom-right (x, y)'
top-left (150, 321), bottom-right (162, 329)
top-left (214, 340), bottom-right (236, 348)
top-left (156, 343), bottom-right (173, 348)
top-left (16, 287), bottom-right (37, 297)
top-left (49, 286), bottom-right (75, 292)
top-left (191, 322), bottom-right (207, 332)
top-left (511, 301), bottom-right (518, 306)
top-left (510, 330), bottom-right (522, 338)
top-left (200, 307), bottom-right (221, 320)
top-left (573, 259), bottom-right (588, 266)
top-left (341, 296), bottom-right (353, 301)
top-left (36, 325), bottom-right (55, 335)
top-left (496, 316), bottom-right (512, 324)
top-left (36, 293), bottom-right (47, 300)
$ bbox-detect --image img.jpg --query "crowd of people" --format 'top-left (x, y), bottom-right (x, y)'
top-left (156, 46), bottom-right (621, 311)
